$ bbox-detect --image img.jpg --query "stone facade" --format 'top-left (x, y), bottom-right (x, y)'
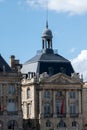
top-left (0, 55), bottom-right (23, 130)
top-left (21, 23), bottom-right (87, 130)
top-left (82, 83), bottom-right (87, 130)
top-left (21, 72), bottom-right (86, 130)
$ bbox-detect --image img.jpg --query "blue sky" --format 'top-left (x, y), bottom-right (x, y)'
top-left (0, 0), bottom-right (87, 81)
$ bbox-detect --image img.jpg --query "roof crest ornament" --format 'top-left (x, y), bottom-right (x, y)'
top-left (46, 0), bottom-right (48, 29)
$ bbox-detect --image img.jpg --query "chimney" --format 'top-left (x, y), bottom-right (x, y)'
top-left (9, 55), bottom-right (15, 68)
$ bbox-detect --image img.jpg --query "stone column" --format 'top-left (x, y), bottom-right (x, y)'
top-left (66, 91), bottom-right (69, 117)
top-left (39, 90), bottom-right (43, 118)
top-left (23, 102), bottom-right (27, 119)
top-left (53, 91), bottom-right (57, 117)
top-left (78, 90), bottom-right (81, 114)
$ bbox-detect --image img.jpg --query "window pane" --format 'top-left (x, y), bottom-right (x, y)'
top-left (9, 85), bottom-right (15, 94)
top-left (44, 104), bottom-right (50, 113)
top-left (58, 121), bottom-right (66, 128)
top-left (44, 91), bottom-right (50, 98)
top-left (72, 121), bottom-right (77, 127)
top-left (70, 104), bottom-right (76, 113)
top-left (7, 102), bottom-right (16, 111)
top-left (70, 91), bottom-right (75, 99)
top-left (46, 121), bottom-right (51, 127)
top-left (27, 104), bottom-right (31, 116)
top-left (27, 89), bottom-right (30, 99)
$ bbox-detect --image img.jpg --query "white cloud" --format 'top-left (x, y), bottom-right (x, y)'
top-left (26, 0), bottom-right (87, 15)
top-left (71, 50), bottom-right (87, 81)
top-left (70, 48), bottom-right (76, 53)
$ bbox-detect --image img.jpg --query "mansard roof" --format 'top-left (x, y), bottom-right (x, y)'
top-left (25, 52), bottom-right (69, 64)
top-left (21, 24), bottom-right (74, 77)
top-left (0, 54), bottom-right (12, 72)
top-left (21, 51), bottom-right (74, 76)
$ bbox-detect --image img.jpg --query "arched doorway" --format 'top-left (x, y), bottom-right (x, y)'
top-left (72, 121), bottom-right (79, 130)
top-left (8, 120), bottom-right (18, 130)
top-left (57, 120), bottom-right (67, 130)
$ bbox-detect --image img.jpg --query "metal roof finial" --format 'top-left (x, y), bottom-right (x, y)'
top-left (46, 20), bottom-right (48, 28)
top-left (46, 0), bottom-right (48, 29)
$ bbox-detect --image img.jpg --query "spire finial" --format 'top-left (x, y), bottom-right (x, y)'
top-left (46, 20), bottom-right (48, 28)
top-left (46, 0), bottom-right (48, 29)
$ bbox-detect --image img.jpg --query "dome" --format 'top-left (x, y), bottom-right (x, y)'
top-left (42, 28), bottom-right (53, 38)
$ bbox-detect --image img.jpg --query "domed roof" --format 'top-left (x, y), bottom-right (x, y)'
top-left (42, 21), bottom-right (53, 38)
top-left (42, 28), bottom-right (53, 38)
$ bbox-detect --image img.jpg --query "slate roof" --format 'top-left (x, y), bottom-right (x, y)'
top-left (25, 52), bottom-right (69, 64)
top-left (21, 24), bottom-right (74, 76)
top-left (0, 55), bottom-right (12, 72)
top-left (21, 51), bottom-right (74, 76)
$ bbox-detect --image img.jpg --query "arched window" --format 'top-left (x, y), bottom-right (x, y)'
top-left (57, 120), bottom-right (66, 128)
top-left (46, 120), bottom-right (51, 127)
top-left (27, 88), bottom-right (30, 99)
top-left (72, 121), bottom-right (77, 127)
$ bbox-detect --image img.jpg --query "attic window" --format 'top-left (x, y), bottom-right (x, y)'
top-left (60, 67), bottom-right (66, 74)
top-left (48, 67), bottom-right (54, 76)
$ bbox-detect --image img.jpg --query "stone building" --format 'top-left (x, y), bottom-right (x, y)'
top-left (21, 23), bottom-right (87, 130)
top-left (0, 55), bottom-right (23, 130)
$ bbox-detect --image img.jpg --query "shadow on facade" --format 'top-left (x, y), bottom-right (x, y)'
top-left (23, 119), bottom-right (40, 130)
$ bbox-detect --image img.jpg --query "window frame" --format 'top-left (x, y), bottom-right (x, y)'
top-left (70, 91), bottom-right (75, 99)
top-left (70, 103), bottom-right (76, 114)
top-left (27, 88), bottom-right (31, 99)
top-left (44, 90), bottom-right (50, 99)
top-left (9, 85), bottom-right (15, 94)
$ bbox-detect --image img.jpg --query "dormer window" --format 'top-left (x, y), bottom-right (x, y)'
top-left (48, 67), bottom-right (54, 76)
top-left (60, 67), bottom-right (66, 74)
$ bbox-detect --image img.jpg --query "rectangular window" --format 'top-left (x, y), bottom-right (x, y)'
top-left (70, 91), bottom-right (75, 99)
top-left (9, 85), bottom-right (15, 94)
top-left (7, 99), bottom-right (16, 112)
top-left (27, 104), bottom-right (31, 116)
top-left (44, 90), bottom-right (50, 98)
top-left (27, 89), bottom-right (30, 99)
top-left (44, 104), bottom-right (50, 117)
top-left (70, 104), bottom-right (76, 114)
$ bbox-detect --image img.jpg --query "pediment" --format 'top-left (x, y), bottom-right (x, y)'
top-left (43, 73), bottom-right (81, 84)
